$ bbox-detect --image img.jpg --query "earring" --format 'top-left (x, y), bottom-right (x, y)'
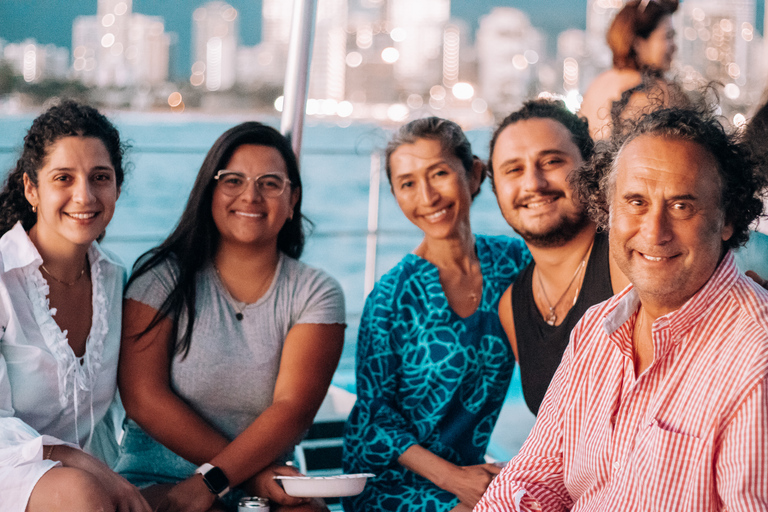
top-left (32, 205), bottom-right (37, 213)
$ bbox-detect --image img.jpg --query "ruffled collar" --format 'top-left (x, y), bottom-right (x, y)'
top-left (1, 221), bottom-right (115, 446)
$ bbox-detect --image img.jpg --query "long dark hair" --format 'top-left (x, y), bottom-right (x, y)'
top-left (126, 121), bottom-right (306, 357)
top-left (0, 100), bottom-right (127, 236)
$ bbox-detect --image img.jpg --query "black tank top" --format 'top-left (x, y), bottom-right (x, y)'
top-left (512, 231), bottom-right (613, 415)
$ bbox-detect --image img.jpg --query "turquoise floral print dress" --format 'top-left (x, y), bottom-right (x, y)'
top-left (342, 235), bottom-right (530, 512)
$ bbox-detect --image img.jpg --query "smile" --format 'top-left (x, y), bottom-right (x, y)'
top-left (234, 211), bottom-right (265, 218)
top-left (65, 212), bottom-right (98, 220)
top-left (520, 196), bottom-right (558, 209)
top-left (423, 207), bottom-right (449, 222)
top-left (638, 252), bottom-right (677, 262)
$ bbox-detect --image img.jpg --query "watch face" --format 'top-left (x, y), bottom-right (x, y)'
top-left (203, 466), bottom-right (229, 493)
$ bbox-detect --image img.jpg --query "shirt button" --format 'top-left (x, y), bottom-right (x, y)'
top-left (613, 462), bottom-right (620, 470)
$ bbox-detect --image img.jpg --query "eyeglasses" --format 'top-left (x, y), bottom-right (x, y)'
top-left (214, 170), bottom-right (289, 198)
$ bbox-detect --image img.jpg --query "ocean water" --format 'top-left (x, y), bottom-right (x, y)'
top-left (0, 112), bottom-right (535, 459)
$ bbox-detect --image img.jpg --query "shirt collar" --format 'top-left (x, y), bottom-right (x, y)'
top-left (603, 250), bottom-right (739, 340)
top-left (0, 221), bottom-right (121, 272)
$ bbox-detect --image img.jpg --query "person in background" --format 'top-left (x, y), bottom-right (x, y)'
top-left (342, 117), bottom-right (530, 512)
top-left (476, 107), bottom-right (768, 511)
top-left (116, 122), bottom-right (346, 512)
top-left (580, 0), bottom-right (679, 139)
top-left (0, 101), bottom-right (150, 512)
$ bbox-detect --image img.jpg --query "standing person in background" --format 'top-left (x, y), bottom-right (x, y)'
top-left (117, 122), bottom-right (345, 512)
top-left (580, 0), bottom-right (679, 139)
top-left (342, 117), bottom-right (530, 512)
top-left (0, 101), bottom-right (150, 512)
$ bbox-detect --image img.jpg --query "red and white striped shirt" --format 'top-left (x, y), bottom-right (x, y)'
top-left (476, 252), bottom-right (768, 512)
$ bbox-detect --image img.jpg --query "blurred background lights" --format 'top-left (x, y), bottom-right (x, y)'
top-left (733, 113), bottom-right (746, 128)
top-left (512, 54), bottom-right (528, 70)
top-left (452, 82), bottom-right (474, 100)
top-left (471, 98), bottom-right (487, 114)
top-left (724, 83), bottom-right (740, 100)
top-left (274, 96), bottom-right (284, 112)
top-left (406, 94), bottom-right (423, 109)
top-left (114, 2), bottom-right (128, 15)
top-left (101, 33), bottom-right (115, 48)
top-left (345, 52), bottom-right (362, 68)
top-left (387, 103), bottom-right (409, 122)
top-left (524, 50), bottom-right (539, 64)
top-left (381, 47), bottom-right (399, 64)
top-left (389, 27), bottom-right (406, 42)
top-left (429, 85), bottom-right (446, 101)
top-left (168, 92), bottom-right (182, 107)
top-left (102, 14), bottom-right (115, 27)
top-left (337, 101), bottom-right (353, 118)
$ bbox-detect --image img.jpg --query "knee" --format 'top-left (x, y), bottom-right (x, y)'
top-left (28, 467), bottom-right (113, 512)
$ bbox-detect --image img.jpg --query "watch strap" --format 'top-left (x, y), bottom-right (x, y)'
top-left (195, 463), bottom-right (230, 498)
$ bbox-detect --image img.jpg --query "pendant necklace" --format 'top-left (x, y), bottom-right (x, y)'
top-left (213, 265), bottom-right (246, 321)
top-left (536, 241), bottom-right (593, 326)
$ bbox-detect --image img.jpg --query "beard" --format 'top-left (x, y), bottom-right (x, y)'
top-left (512, 209), bottom-right (592, 248)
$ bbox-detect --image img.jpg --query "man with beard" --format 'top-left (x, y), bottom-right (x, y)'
top-left (488, 100), bottom-right (629, 415)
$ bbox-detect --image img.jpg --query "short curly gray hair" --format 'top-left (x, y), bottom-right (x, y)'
top-left (572, 107), bottom-right (766, 250)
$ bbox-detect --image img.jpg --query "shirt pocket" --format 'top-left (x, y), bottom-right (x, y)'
top-left (639, 420), bottom-right (706, 509)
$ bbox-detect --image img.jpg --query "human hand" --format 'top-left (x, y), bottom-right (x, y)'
top-left (155, 475), bottom-right (217, 512)
top-left (441, 463), bottom-right (501, 508)
top-left (746, 270), bottom-right (768, 290)
top-left (243, 464), bottom-right (309, 507)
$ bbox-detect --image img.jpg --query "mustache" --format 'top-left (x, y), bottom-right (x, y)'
top-left (513, 191), bottom-right (565, 208)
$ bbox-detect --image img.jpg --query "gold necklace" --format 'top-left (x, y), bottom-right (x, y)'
top-left (41, 263), bottom-right (86, 287)
top-left (536, 241), bottom-right (594, 326)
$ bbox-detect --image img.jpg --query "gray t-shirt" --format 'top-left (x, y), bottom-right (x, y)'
top-left (125, 253), bottom-right (345, 440)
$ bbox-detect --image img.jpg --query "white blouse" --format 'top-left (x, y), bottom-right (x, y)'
top-left (0, 222), bottom-right (125, 511)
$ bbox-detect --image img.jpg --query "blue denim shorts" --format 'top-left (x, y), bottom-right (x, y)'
top-left (112, 419), bottom-right (245, 510)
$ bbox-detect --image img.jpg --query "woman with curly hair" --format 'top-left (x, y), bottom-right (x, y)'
top-left (116, 122), bottom-right (345, 512)
top-left (580, 0), bottom-right (679, 139)
top-left (0, 101), bottom-right (150, 511)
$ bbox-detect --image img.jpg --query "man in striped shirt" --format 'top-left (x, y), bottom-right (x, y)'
top-left (476, 108), bottom-right (768, 511)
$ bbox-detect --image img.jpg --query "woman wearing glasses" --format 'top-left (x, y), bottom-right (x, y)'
top-left (116, 122), bottom-right (345, 511)
top-left (342, 118), bottom-right (530, 511)
top-left (579, 0), bottom-right (679, 139)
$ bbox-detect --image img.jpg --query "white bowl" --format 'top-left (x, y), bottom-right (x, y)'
top-left (273, 473), bottom-right (375, 497)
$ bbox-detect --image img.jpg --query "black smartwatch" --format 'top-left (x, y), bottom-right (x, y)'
top-left (195, 463), bottom-right (230, 497)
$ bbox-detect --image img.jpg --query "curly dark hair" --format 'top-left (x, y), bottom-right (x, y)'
top-left (488, 99), bottom-right (594, 189)
top-left (573, 107), bottom-right (766, 250)
top-left (385, 116), bottom-right (485, 200)
top-left (607, 0), bottom-right (679, 70)
top-left (126, 121), bottom-right (307, 357)
top-left (0, 100), bottom-right (127, 236)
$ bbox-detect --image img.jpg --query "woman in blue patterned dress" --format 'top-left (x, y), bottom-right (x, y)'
top-left (342, 118), bottom-right (530, 511)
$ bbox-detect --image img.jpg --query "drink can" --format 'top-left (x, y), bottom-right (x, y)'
top-left (238, 496), bottom-right (270, 511)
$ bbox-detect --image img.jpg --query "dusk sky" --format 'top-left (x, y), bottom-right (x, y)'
top-left (0, 0), bottom-right (764, 78)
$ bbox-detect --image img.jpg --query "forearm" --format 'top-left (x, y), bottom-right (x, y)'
top-left (122, 386), bottom-right (228, 464)
top-left (398, 444), bottom-right (456, 490)
top-left (211, 398), bottom-right (319, 487)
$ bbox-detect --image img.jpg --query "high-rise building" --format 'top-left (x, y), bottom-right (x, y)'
top-left (387, 0), bottom-right (449, 93)
top-left (2, 39), bottom-right (69, 82)
top-left (191, 1), bottom-right (239, 91)
top-left (128, 14), bottom-right (170, 85)
top-left (256, 0), bottom-right (347, 101)
top-left (72, 1), bottom-right (170, 87)
top-left (96, 0), bottom-right (133, 87)
top-left (477, 7), bottom-right (545, 116)
top-left (677, 0), bottom-right (763, 112)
